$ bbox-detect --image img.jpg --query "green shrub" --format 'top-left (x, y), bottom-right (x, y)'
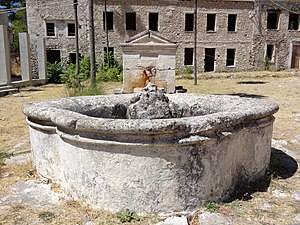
top-left (97, 52), bottom-right (123, 82)
top-left (47, 61), bottom-right (64, 84)
top-left (101, 51), bottom-right (118, 70)
top-left (264, 56), bottom-right (271, 71)
top-left (78, 56), bottom-right (91, 80)
top-left (60, 56), bottom-right (91, 88)
top-left (60, 64), bottom-right (81, 88)
top-left (97, 67), bottom-right (123, 82)
top-left (185, 66), bottom-right (193, 75)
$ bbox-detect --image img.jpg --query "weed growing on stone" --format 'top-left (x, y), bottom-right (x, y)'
top-left (116, 209), bottom-right (141, 223)
top-left (205, 201), bottom-right (220, 212)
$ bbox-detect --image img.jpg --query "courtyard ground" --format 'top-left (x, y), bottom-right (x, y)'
top-left (0, 71), bottom-right (299, 224)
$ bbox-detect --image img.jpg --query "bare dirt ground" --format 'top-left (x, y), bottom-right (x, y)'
top-left (0, 71), bottom-right (300, 224)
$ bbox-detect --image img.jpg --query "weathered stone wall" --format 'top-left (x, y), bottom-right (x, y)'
top-left (26, 0), bottom-right (300, 72)
top-left (250, 0), bottom-right (300, 70)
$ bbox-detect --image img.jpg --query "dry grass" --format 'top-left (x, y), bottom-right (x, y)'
top-left (0, 71), bottom-right (300, 224)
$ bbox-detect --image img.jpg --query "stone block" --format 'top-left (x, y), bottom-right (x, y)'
top-left (19, 33), bottom-right (32, 82)
top-left (0, 25), bottom-right (11, 85)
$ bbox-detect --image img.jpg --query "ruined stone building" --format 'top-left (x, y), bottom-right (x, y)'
top-left (25, 0), bottom-right (300, 73)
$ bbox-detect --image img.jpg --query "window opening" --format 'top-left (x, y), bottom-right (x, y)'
top-left (46, 50), bottom-right (61, 63)
top-left (149, 13), bottom-right (158, 31)
top-left (103, 11), bottom-right (114, 30)
top-left (185, 13), bottom-right (194, 31)
top-left (126, 12), bottom-right (136, 30)
top-left (69, 53), bottom-right (76, 64)
top-left (227, 14), bottom-right (237, 32)
top-left (226, 49), bottom-right (235, 66)
top-left (289, 13), bottom-right (299, 30)
top-left (267, 11), bottom-right (280, 29)
top-left (46, 23), bottom-right (55, 36)
top-left (67, 23), bottom-right (75, 36)
top-left (184, 48), bottom-right (193, 65)
top-left (207, 14), bottom-right (216, 32)
top-left (266, 44), bottom-right (275, 62)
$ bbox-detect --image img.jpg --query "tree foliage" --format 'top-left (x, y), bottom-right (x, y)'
top-left (0, 0), bottom-right (27, 52)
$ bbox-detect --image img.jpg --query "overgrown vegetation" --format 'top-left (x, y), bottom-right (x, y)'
top-left (97, 51), bottom-right (123, 82)
top-left (46, 53), bottom-right (122, 96)
top-left (47, 61), bottom-right (64, 84)
top-left (183, 66), bottom-right (193, 79)
top-left (264, 56), bottom-right (271, 71)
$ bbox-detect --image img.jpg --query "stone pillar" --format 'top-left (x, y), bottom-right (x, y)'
top-left (0, 25), bottom-right (11, 85)
top-left (19, 33), bottom-right (32, 82)
top-left (37, 38), bottom-right (47, 80)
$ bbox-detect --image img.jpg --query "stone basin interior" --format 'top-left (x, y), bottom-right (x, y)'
top-left (22, 91), bottom-right (279, 215)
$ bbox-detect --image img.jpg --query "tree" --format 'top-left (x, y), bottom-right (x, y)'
top-left (0, 0), bottom-right (27, 52)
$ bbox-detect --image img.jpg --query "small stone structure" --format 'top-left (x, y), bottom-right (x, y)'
top-left (121, 31), bottom-right (177, 93)
top-left (23, 90), bottom-right (278, 215)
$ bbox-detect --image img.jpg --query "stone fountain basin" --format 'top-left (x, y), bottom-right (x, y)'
top-left (22, 94), bottom-right (278, 215)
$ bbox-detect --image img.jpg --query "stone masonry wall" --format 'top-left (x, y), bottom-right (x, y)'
top-left (26, 0), bottom-right (300, 73)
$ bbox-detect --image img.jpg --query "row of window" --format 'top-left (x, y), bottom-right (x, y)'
top-left (45, 11), bottom-right (299, 37)
top-left (184, 48), bottom-right (236, 68)
top-left (183, 44), bottom-right (276, 71)
top-left (268, 10), bottom-right (299, 30)
top-left (46, 22), bottom-right (75, 37)
top-left (104, 11), bottom-right (300, 32)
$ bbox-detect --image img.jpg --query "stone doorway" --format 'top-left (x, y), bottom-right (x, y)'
top-left (204, 48), bottom-right (215, 72)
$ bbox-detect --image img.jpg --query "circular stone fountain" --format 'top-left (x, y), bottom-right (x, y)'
top-left (22, 90), bottom-right (278, 215)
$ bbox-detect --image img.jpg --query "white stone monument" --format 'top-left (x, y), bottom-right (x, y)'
top-left (121, 30), bottom-right (178, 93)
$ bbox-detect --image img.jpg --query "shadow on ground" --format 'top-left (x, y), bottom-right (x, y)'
top-left (228, 93), bottom-right (266, 98)
top-left (215, 93), bottom-right (267, 98)
top-left (269, 148), bottom-right (298, 179)
top-left (237, 81), bottom-right (269, 85)
top-left (226, 148), bottom-right (298, 202)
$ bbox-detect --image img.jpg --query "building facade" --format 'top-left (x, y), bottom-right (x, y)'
top-left (25, 0), bottom-right (300, 74)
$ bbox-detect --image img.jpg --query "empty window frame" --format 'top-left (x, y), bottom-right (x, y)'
top-left (226, 49), bottom-right (236, 66)
top-left (149, 13), bottom-right (159, 31)
top-left (126, 12), bottom-right (136, 30)
top-left (184, 48), bottom-right (193, 65)
top-left (67, 23), bottom-right (75, 37)
top-left (288, 13), bottom-right (299, 30)
top-left (185, 13), bottom-right (194, 31)
top-left (46, 49), bottom-right (61, 63)
top-left (69, 53), bottom-right (76, 64)
top-left (227, 14), bottom-right (237, 32)
top-left (103, 11), bottom-right (114, 30)
top-left (266, 44), bottom-right (275, 62)
top-left (207, 14), bottom-right (216, 32)
top-left (46, 22), bottom-right (55, 36)
top-left (267, 10), bottom-right (280, 30)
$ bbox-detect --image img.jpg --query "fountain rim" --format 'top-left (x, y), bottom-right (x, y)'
top-left (22, 93), bottom-right (279, 135)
